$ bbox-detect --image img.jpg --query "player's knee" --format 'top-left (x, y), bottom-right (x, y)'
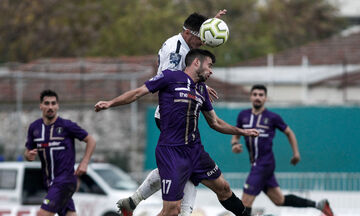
top-left (166, 207), bottom-right (181, 216)
top-left (217, 180), bottom-right (231, 199)
top-left (273, 198), bottom-right (284, 206)
top-left (37, 209), bottom-right (53, 216)
top-left (223, 181), bottom-right (231, 194)
top-left (65, 211), bottom-right (77, 216)
top-left (163, 203), bottom-right (181, 216)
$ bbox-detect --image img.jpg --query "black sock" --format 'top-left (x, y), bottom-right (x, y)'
top-left (219, 192), bottom-right (246, 216)
top-left (283, 194), bottom-right (316, 208)
top-left (244, 207), bottom-right (252, 216)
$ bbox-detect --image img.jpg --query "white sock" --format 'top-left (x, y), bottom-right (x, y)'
top-left (135, 168), bottom-right (161, 202)
top-left (179, 181), bottom-right (197, 216)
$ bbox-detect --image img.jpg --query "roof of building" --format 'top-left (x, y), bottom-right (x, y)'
top-left (1, 56), bottom-right (249, 103)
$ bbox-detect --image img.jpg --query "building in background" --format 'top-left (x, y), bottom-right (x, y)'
top-left (212, 27), bottom-right (360, 105)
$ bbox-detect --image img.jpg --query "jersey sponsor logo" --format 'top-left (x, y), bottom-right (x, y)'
top-left (37, 141), bottom-right (61, 148)
top-left (180, 92), bottom-right (196, 100)
top-left (149, 72), bottom-right (164, 81)
top-left (179, 92), bottom-right (204, 104)
top-left (169, 52), bottom-right (181, 67)
top-left (206, 165), bottom-right (219, 177)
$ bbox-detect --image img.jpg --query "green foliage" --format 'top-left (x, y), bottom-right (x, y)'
top-left (257, 0), bottom-right (347, 51)
top-left (0, 0), bottom-right (347, 65)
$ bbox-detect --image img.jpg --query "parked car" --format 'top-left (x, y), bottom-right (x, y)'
top-left (0, 161), bottom-right (162, 216)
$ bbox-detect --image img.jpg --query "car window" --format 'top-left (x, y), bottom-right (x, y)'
top-left (0, 169), bottom-right (17, 190)
top-left (78, 174), bottom-right (106, 195)
top-left (93, 166), bottom-right (138, 190)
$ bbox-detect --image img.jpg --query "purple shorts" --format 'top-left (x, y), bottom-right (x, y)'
top-left (156, 144), bottom-right (221, 201)
top-left (243, 164), bottom-right (279, 196)
top-left (41, 181), bottom-right (77, 216)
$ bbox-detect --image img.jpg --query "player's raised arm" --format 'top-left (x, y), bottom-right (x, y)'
top-left (94, 85), bottom-right (150, 112)
top-left (202, 110), bottom-right (259, 137)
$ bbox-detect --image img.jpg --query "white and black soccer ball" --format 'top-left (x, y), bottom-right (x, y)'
top-left (200, 18), bottom-right (229, 47)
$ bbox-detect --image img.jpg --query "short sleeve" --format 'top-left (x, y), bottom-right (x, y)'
top-left (273, 114), bottom-right (288, 132)
top-left (157, 40), bottom-right (184, 73)
top-left (236, 111), bottom-right (244, 128)
top-left (159, 51), bottom-right (182, 72)
top-left (145, 70), bottom-right (173, 93)
top-left (25, 124), bottom-right (35, 150)
top-left (66, 120), bottom-right (88, 141)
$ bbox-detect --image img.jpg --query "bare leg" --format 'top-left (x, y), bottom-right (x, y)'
top-left (201, 174), bottom-right (246, 216)
top-left (65, 211), bottom-right (77, 216)
top-left (117, 169), bottom-right (196, 216)
top-left (157, 200), bottom-right (181, 216)
top-left (37, 209), bottom-right (55, 216)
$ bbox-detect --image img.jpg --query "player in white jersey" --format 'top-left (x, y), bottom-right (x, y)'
top-left (117, 10), bottom-right (227, 216)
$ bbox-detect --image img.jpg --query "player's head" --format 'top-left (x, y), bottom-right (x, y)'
top-left (250, 84), bottom-right (267, 109)
top-left (40, 89), bottom-right (59, 120)
top-left (185, 49), bottom-right (215, 82)
top-left (182, 13), bottom-right (208, 49)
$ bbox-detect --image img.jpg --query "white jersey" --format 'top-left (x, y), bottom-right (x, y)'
top-left (157, 33), bottom-right (190, 75)
top-left (155, 33), bottom-right (190, 119)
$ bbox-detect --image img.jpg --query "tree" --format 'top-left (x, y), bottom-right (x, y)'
top-left (0, 0), bottom-right (347, 65)
top-left (257, 0), bottom-right (346, 51)
top-left (0, 0), bottom-right (109, 62)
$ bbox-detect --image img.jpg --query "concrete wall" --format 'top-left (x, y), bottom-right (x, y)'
top-left (0, 105), bottom-right (147, 172)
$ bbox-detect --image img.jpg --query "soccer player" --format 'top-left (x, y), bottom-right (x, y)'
top-left (231, 84), bottom-right (334, 216)
top-left (95, 49), bottom-right (259, 216)
top-left (24, 89), bottom-right (96, 216)
top-left (116, 10), bottom-right (226, 216)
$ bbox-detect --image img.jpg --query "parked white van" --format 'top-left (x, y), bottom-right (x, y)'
top-left (0, 162), bottom-right (162, 216)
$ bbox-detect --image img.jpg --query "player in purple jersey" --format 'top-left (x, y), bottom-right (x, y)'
top-left (95, 49), bottom-right (259, 216)
top-left (231, 84), bottom-right (334, 216)
top-left (116, 10), bottom-right (226, 216)
top-left (24, 90), bottom-right (96, 216)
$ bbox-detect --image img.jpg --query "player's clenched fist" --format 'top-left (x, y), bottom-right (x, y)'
top-left (25, 149), bottom-right (38, 161)
top-left (94, 101), bottom-right (112, 112)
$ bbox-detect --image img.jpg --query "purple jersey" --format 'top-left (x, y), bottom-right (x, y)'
top-left (25, 117), bottom-right (88, 187)
top-left (236, 109), bottom-right (287, 166)
top-left (145, 70), bottom-right (213, 146)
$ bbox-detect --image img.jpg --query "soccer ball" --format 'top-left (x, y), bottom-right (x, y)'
top-left (200, 18), bottom-right (229, 47)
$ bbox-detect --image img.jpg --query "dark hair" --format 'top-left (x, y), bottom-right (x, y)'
top-left (40, 89), bottom-right (58, 102)
top-left (183, 13), bottom-right (208, 32)
top-left (251, 84), bottom-right (267, 95)
top-left (185, 49), bottom-right (216, 67)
